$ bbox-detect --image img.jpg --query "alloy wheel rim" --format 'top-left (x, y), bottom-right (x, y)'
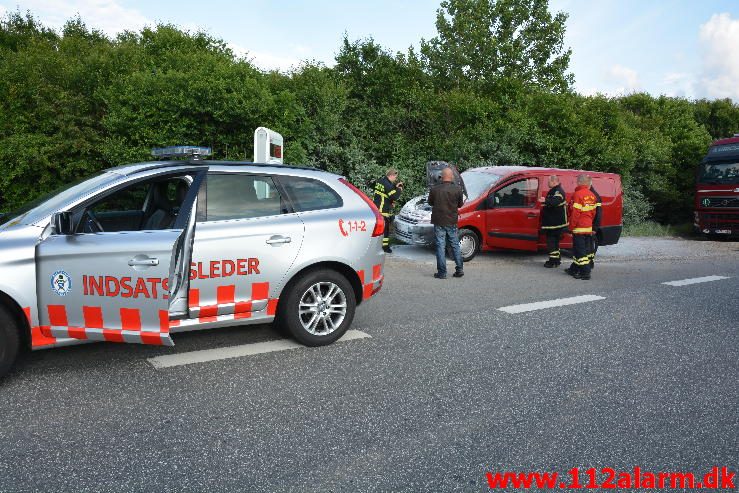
top-left (459, 234), bottom-right (476, 258)
top-left (299, 281), bottom-right (347, 335)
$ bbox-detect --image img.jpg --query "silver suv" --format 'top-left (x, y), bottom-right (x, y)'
top-left (0, 160), bottom-right (385, 377)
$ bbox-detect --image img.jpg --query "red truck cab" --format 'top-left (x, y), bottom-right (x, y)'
top-left (694, 135), bottom-right (739, 238)
top-left (394, 165), bottom-right (623, 261)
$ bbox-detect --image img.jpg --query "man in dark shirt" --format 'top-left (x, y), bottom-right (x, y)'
top-left (427, 167), bottom-right (465, 279)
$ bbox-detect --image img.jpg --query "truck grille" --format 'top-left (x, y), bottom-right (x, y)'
top-left (700, 196), bottom-right (739, 208)
top-left (701, 212), bottom-right (739, 228)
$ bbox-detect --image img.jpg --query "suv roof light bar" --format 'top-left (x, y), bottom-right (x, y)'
top-left (151, 146), bottom-right (212, 160)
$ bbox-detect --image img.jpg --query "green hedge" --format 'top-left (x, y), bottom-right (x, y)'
top-left (1, 12), bottom-right (738, 225)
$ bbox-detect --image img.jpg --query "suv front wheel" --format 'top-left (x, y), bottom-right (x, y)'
top-left (278, 269), bottom-right (356, 346)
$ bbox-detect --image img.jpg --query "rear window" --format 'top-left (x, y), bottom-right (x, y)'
top-left (279, 176), bottom-right (342, 212)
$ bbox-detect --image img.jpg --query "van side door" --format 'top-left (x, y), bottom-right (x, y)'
top-left (484, 177), bottom-right (540, 251)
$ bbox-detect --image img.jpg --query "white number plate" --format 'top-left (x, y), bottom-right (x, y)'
top-left (715, 229), bottom-right (732, 234)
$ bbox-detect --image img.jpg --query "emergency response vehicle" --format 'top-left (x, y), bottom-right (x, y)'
top-left (693, 134), bottom-right (739, 238)
top-left (0, 129), bottom-right (385, 378)
top-left (393, 163), bottom-right (622, 261)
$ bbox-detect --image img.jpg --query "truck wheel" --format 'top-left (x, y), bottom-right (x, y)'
top-left (458, 228), bottom-right (479, 262)
top-left (278, 269), bottom-right (356, 347)
top-left (0, 306), bottom-right (21, 379)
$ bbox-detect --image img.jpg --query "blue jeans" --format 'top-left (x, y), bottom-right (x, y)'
top-left (434, 225), bottom-right (463, 276)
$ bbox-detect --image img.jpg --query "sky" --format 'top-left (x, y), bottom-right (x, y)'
top-left (1, 0), bottom-right (738, 100)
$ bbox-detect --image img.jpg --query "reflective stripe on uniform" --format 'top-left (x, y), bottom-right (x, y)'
top-left (572, 203), bottom-right (597, 212)
top-left (572, 227), bottom-right (593, 234)
top-left (542, 223), bottom-right (568, 230)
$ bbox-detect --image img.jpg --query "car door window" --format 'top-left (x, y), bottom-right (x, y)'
top-left (77, 176), bottom-right (191, 233)
top-left (492, 178), bottom-right (538, 208)
top-left (204, 174), bottom-right (285, 221)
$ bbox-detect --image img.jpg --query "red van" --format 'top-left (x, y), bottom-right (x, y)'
top-left (393, 164), bottom-right (623, 261)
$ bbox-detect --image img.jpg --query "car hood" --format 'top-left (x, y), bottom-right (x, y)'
top-left (426, 161), bottom-right (467, 196)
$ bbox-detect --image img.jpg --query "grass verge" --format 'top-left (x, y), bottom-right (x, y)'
top-left (623, 221), bottom-right (694, 237)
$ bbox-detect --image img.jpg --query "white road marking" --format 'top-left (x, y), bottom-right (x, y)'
top-left (148, 330), bottom-right (372, 369)
top-left (662, 275), bottom-right (730, 287)
top-left (498, 295), bottom-right (606, 314)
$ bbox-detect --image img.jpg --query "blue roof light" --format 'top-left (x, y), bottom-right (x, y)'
top-left (151, 146), bottom-right (212, 159)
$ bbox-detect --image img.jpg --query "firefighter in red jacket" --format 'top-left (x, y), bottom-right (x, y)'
top-left (565, 174), bottom-right (598, 280)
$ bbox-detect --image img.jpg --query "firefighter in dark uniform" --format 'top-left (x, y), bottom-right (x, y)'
top-left (541, 175), bottom-right (568, 268)
top-left (565, 174), bottom-right (598, 280)
top-left (373, 168), bottom-right (403, 253)
top-left (587, 176), bottom-right (602, 269)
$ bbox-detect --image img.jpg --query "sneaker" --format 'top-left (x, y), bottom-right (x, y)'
top-left (383, 246), bottom-right (392, 253)
top-left (433, 273), bottom-right (447, 279)
top-left (453, 271), bottom-right (464, 278)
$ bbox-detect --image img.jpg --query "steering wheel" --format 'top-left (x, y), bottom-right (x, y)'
top-left (84, 210), bottom-right (104, 233)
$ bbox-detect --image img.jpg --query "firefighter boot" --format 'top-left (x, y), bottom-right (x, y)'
top-left (544, 259), bottom-right (560, 268)
top-left (574, 262), bottom-right (591, 280)
top-left (564, 264), bottom-right (578, 276)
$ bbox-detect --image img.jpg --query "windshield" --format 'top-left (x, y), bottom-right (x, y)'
top-left (461, 170), bottom-right (502, 200)
top-left (698, 161), bottom-right (739, 185)
top-left (0, 172), bottom-right (120, 227)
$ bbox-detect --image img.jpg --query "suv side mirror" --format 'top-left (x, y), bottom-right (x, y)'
top-left (51, 211), bottom-right (73, 235)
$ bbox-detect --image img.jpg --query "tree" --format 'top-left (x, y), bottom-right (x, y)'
top-left (420, 0), bottom-right (573, 92)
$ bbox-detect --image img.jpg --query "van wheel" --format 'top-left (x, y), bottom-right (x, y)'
top-left (459, 228), bottom-right (479, 262)
top-left (278, 269), bottom-right (356, 347)
top-left (0, 306), bottom-right (21, 379)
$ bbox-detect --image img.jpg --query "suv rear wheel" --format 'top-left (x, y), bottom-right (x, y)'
top-left (278, 269), bottom-right (356, 346)
top-left (0, 306), bottom-right (21, 379)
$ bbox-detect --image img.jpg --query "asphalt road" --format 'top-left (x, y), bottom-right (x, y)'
top-left (1, 238), bottom-right (737, 492)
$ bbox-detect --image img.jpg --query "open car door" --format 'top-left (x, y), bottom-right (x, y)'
top-left (35, 169), bottom-right (206, 346)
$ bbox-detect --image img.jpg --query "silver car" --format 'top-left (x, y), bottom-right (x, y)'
top-left (393, 161), bottom-right (469, 248)
top-left (0, 160), bottom-right (385, 377)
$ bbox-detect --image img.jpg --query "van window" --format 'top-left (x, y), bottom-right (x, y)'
top-left (492, 178), bottom-right (538, 208)
top-left (205, 174), bottom-right (284, 221)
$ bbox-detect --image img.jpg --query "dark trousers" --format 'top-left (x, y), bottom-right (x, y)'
top-left (570, 234), bottom-right (592, 274)
top-left (545, 230), bottom-right (563, 262)
top-left (383, 215), bottom-right (394, 247)
top-left (434, 225), bottom-right (463, 276)
top-left (588, 234), bottom-right (598, 263)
